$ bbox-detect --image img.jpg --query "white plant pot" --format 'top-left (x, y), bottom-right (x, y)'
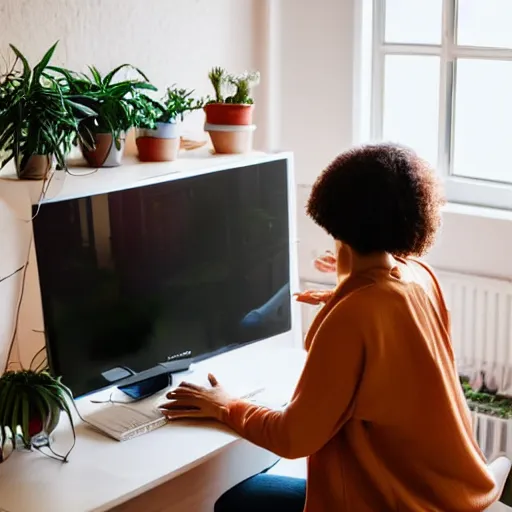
top-left (136, 122), bottom-right (180, 140)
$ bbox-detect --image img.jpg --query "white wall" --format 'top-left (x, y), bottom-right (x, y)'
top-left (0, 0), bottom-right (262, 371)
top-left (278, 0), bottom-right (357, 185)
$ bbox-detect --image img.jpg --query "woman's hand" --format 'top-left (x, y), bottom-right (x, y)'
top-left (314, 250), bottom-right (337, 273)
top-left (293, 289), bottom-right (334, 306)
top-left (159, 374), bottom-right (232, 422)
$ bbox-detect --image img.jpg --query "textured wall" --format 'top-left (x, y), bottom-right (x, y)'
top-left (0, 0), bottom-right (257, 137)
top-left (0, 0), bottom-right (259, 371)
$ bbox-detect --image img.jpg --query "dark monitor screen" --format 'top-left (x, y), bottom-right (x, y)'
top-left (32, 160), bottom-right (291, 397)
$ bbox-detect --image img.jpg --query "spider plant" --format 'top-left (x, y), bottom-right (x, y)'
top-left (49, 63), bottom-right (157, 149)
top-left (0, 42), bottom-right (96, 178)
top-left (0, 349), bottom-right (75, 463)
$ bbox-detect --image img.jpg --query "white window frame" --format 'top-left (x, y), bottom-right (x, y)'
top-left (369, 0), bottom-right (512, 210)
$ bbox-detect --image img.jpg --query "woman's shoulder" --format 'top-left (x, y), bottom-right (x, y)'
top-left (400, 257), bottom-right (445, 300)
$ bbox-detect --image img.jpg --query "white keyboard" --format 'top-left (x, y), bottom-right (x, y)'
top-left (82, 386), bottom-right (275, 442)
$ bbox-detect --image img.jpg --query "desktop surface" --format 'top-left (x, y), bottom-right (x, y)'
top-left (0, 344), bottom-right (305, 512)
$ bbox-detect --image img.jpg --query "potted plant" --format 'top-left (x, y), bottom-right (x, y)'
top-left (0, 43), bottom-right (96, 180)
top-left (133, 85), bottom-right (205, 162)
top-left (461, 375), bottom-right (512, 419)
top-left (204, 67), bottom-right (260, 154)
top-left (51, 64), bottom-right (156, 168)
top-left (0, 351), bottom-right (75, 463)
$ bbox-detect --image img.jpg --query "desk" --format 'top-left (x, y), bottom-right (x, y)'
top-left (0, 344), bottom-right (306, 512)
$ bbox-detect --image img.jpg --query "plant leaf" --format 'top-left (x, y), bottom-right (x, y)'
top-left (21, 391), bottom-right (31, 446)
top-left (88, 66), bottom-right (102, 87)
top-left (32, 41), bottom-right (59, 89)
top-left (9, 44), bottom-right (30, 81)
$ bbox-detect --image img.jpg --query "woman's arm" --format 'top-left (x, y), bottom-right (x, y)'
top-left (222, 300), bottom-right (366, 459)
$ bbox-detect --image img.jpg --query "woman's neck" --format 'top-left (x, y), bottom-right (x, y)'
top-left (335, 241), bottom-right (396, 282)
top-left (350, 251), bottom-right (396, 274)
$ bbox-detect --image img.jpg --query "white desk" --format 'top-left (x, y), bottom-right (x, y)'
top-left (0, 344), bottom-right (306, 512)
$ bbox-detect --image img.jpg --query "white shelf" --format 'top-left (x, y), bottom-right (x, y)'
top-left (0, 149), bottom-right (291, 206)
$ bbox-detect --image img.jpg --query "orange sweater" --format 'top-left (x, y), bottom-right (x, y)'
top-left (224, 258), bottom-right (499, 511)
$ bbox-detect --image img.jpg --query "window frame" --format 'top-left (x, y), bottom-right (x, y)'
top-left (369, 0), bottom-right (512, 210)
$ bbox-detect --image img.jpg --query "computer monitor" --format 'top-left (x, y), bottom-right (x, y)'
top-left (32, 161), bottom-right (292, 397)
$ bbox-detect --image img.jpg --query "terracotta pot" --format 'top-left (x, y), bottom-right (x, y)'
top-left (204, 103), bottom-right (254, 126)
top-left (205, 123), bottom-right (256, 154)
top-left (81, 133), bottom-right (125, 168)
top-left (135, 122), bottom-right (180, 162)
top-left (136, 137), bottom-right (181, 162)
top-left (18, 154), bottom-right (53, 180)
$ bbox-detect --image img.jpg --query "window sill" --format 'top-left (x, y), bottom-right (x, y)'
top-left (443, 202), bottom-right (512, 222)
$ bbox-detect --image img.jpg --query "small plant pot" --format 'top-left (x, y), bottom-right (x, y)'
top-left (81, 133), bottom-right (125, 168)
top-left (204, 103), bottom-right (254, 126)
top-left (18, 154), bottom-right (54, 180)
top-left (136, 122), bottom-right (180, 162)
top-left (205, 123), bottom-right (256, 154)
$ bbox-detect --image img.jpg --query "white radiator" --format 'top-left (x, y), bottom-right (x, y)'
top-left (437, 270), bottom-right (512, 396)
top-left (472, 411), bottom-right (512, 460)
top-left (301, 270), bottom-right (512, 459)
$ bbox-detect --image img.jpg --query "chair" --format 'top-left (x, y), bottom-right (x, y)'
top-left (486, 457), bottom-right (512, 511)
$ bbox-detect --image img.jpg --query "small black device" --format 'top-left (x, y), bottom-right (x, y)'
top-left (117, 366), bottom-right (173, 401)
top-left (116, 351), bottom-right (193, 400)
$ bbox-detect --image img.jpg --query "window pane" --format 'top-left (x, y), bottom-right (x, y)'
top-left (458, 0), bottom-right (512, 49)
top-left (453, 59), bottom-right (512, 183)
top-left (385, 0), bottom-right (442, 45)
top-left (383, 55), bottom-right (440, 166)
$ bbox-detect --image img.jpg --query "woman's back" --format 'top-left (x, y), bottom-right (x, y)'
top-left (305, 258), bottom-right (497, 511)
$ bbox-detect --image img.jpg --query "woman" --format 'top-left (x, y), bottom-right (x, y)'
top-left (160, 144), bottom-right (499, 511)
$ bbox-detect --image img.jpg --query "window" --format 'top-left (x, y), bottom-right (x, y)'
top-left (365, 0), bottom-right (512, 210)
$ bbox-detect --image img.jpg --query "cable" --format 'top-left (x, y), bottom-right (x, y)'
top-left (0, 265), bottom-right (24, 285)
top-left (3, 232), bottom-right (32, 373)
top-left (1, 168), bottom-right (51, 371)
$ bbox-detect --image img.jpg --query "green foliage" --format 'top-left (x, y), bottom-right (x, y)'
top-left (49, 63), bottom-right (156, 146)
top-left (0, 42), bottom-right (96, 175)
top-left (131, 93), bottom-right (164, 130)
top-left (462, 381), bottom-right (512, 419)
top-left (225, 71), bottom-right (260, 104)
top-left (208, 66), bottom-right (227, 103)
top-left (207, 67), bottom-right (260, 105)
top-left (162, 85), bottom-right (206, 122)
top-left (132, 85), bottom-right (206, 129)
top-left (0, 368), bottom-right (75, 462)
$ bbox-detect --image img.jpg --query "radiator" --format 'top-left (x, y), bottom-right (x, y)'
top-left (301, 270), bottom-right (512, 459)
top-left (437, 270), bottom-right (512, 396)
top-left (472, 411), bottom-right (512, 460)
